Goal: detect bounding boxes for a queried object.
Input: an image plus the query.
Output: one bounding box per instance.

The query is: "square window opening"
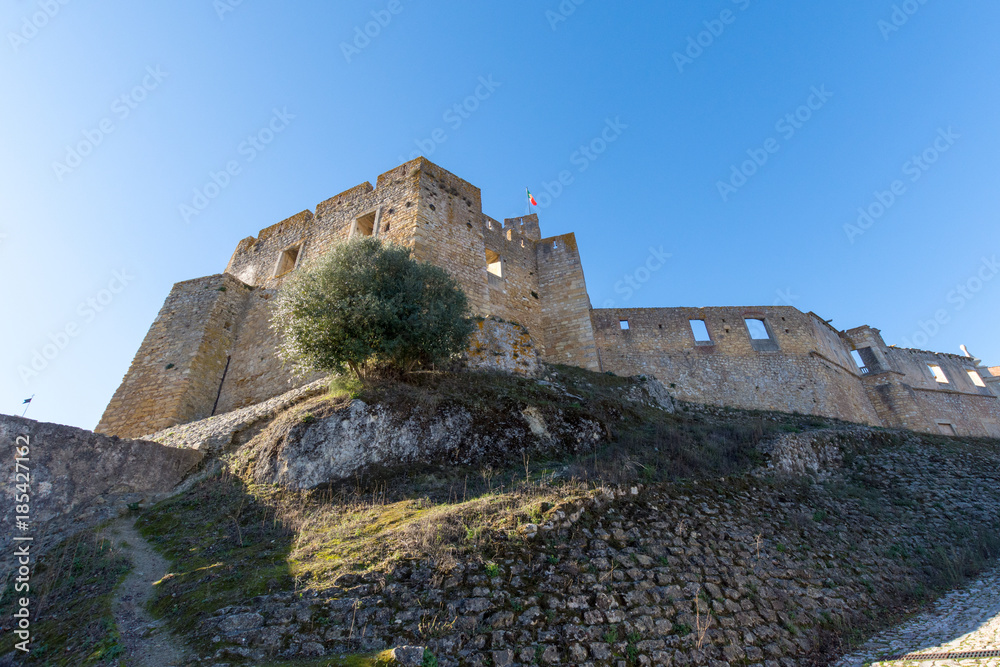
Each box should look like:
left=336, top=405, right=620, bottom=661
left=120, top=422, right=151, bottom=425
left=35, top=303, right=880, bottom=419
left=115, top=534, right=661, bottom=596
left=619, top=320, right=630, bottom=330
left=927, top=364, right=949, bottom=384
left=274, top=245, right=300, bottom=277
left=967, top=370, right=987, bottom=388
left=689, top=319, right=712, bottom=344
left=745, top=318, right=771, bottom=340
left=354, top=211, right=376, bottom=237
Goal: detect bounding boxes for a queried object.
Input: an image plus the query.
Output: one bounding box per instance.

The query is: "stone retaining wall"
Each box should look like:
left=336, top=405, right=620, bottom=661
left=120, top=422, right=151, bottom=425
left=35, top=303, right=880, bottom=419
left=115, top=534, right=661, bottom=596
left=195, top=430, right=1000, bottom=666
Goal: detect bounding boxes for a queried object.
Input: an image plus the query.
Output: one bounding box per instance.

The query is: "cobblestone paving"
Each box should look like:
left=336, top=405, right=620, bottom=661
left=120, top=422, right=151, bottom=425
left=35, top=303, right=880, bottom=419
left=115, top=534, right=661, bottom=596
left=834, top=562, right=1000, bottom=666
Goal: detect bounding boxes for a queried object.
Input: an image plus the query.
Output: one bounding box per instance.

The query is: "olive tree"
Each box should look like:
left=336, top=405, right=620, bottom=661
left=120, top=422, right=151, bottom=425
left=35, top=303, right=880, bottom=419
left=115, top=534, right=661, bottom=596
left=272, top=237, right=474, bottom=379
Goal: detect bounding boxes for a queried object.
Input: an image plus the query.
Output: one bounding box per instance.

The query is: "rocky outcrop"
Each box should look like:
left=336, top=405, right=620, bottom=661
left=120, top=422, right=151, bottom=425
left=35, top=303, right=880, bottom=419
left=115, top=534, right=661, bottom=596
left=0, top=415, right=203, bottom=582
left=234, top=396, right=605, bottom=489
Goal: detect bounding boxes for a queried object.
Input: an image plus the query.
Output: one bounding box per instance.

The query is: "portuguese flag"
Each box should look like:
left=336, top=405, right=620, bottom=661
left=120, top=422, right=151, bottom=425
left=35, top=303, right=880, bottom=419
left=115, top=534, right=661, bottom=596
left=526, top=188, right=538, bottom=206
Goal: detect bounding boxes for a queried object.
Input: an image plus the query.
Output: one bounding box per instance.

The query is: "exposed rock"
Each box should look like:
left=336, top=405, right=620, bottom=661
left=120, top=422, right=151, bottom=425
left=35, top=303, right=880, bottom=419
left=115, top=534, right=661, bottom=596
left=389, top=645, right=427, bottom=665
left=626, top=375, right=676, bottom=413
left=236, top=396, right=604, bottom=489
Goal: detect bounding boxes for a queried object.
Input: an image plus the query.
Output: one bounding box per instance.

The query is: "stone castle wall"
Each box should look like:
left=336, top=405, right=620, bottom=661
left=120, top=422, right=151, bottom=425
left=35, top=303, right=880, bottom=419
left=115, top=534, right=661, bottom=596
left=100, top=159, right=601, bottom=436
left=537, top=234, right=600, bottom=370
left=99, top=158, right=999, bottom=442
left=97, top=273, right=254, bottom=439
left=591, top=306, right=882, bottom=425
left=842, top=327, right=1000, bottom=437
left=481, top=215, right=545, bottom=355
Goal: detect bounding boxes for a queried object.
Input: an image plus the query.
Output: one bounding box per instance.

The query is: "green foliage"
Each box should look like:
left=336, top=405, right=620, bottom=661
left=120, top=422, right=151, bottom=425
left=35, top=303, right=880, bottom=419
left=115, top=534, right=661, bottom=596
left=626, top=631, right=641, bottom=662
left=272, top=237, right=474, bottom=379
left=484, top=561, right=500, bottom=577
left=422, top=648, right=439, bottom=667
left=329, top=374, right=364, bottom=399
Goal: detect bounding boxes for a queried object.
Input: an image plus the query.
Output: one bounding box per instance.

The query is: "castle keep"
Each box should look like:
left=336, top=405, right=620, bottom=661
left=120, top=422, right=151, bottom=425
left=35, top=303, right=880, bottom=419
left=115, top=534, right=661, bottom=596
left=97, top=158, right=1000, bottom=440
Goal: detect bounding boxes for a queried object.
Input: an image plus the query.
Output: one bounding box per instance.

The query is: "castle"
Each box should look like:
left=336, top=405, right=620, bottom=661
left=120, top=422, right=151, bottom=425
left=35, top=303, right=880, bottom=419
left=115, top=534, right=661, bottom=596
left=97, top=158, right=1000, bottom=440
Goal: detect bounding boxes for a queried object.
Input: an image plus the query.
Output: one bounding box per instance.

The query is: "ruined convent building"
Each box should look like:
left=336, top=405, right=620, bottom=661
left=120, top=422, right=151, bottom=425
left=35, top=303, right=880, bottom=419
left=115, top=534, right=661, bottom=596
left=97, top=158, right=1000, bottom=440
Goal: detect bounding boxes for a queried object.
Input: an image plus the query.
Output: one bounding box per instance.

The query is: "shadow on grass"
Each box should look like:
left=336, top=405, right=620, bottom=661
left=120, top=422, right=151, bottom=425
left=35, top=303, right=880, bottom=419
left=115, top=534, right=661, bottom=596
left=0, top=527, right=130, bottom=665
left=136, top=469, right=298, bottom=658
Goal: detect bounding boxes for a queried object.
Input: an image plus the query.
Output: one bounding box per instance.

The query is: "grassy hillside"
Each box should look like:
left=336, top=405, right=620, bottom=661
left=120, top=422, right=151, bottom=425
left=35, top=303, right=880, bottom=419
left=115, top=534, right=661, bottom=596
left=3, top=366, right=1000, bottom=666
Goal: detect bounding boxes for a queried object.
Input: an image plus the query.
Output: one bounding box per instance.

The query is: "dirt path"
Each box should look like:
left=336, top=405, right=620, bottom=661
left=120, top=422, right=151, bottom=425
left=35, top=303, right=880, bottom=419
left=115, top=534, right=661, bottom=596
left=107, top=517, right=194, bottom=667
left=833, top=561, right=1000, bottom=666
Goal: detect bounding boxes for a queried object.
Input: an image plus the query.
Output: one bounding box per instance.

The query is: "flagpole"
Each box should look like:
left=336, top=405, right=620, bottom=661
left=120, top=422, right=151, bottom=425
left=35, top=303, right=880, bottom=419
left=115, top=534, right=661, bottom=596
left=21, top=395, right=34, bottom=418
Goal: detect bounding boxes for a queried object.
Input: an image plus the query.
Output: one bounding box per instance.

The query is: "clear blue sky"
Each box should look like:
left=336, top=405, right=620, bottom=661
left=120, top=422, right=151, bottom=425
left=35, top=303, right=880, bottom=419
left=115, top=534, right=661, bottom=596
left=4, top=1, right=999, bottom=430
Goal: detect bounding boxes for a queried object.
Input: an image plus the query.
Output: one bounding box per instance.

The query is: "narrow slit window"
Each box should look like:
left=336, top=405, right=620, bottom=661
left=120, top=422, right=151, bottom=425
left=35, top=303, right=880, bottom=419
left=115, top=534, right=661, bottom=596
left=619, top=320, right=630, bottom=330
left=927, top=364, right=949, bottom=384
left=689, top=319, right=711, bottom=343
left=968, top=370, right=987, bottom=388
left=485, top=249, right=503, bottom=278
left=274, top=245, right=300, bottom=276
left=745, top=318, right=771, bottom=340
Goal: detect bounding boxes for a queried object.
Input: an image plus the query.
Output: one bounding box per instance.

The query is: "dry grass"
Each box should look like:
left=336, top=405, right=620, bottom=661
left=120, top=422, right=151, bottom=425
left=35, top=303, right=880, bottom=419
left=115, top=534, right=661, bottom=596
left=249, top=472, right=595, bottom=586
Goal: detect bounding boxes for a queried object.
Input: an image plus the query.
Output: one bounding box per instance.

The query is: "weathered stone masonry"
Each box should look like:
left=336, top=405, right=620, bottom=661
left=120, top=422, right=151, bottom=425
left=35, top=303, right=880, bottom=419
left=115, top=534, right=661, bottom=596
left=98, top=158, right=1000, bottom=440
left=98, top=159, right=599, bottom=439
